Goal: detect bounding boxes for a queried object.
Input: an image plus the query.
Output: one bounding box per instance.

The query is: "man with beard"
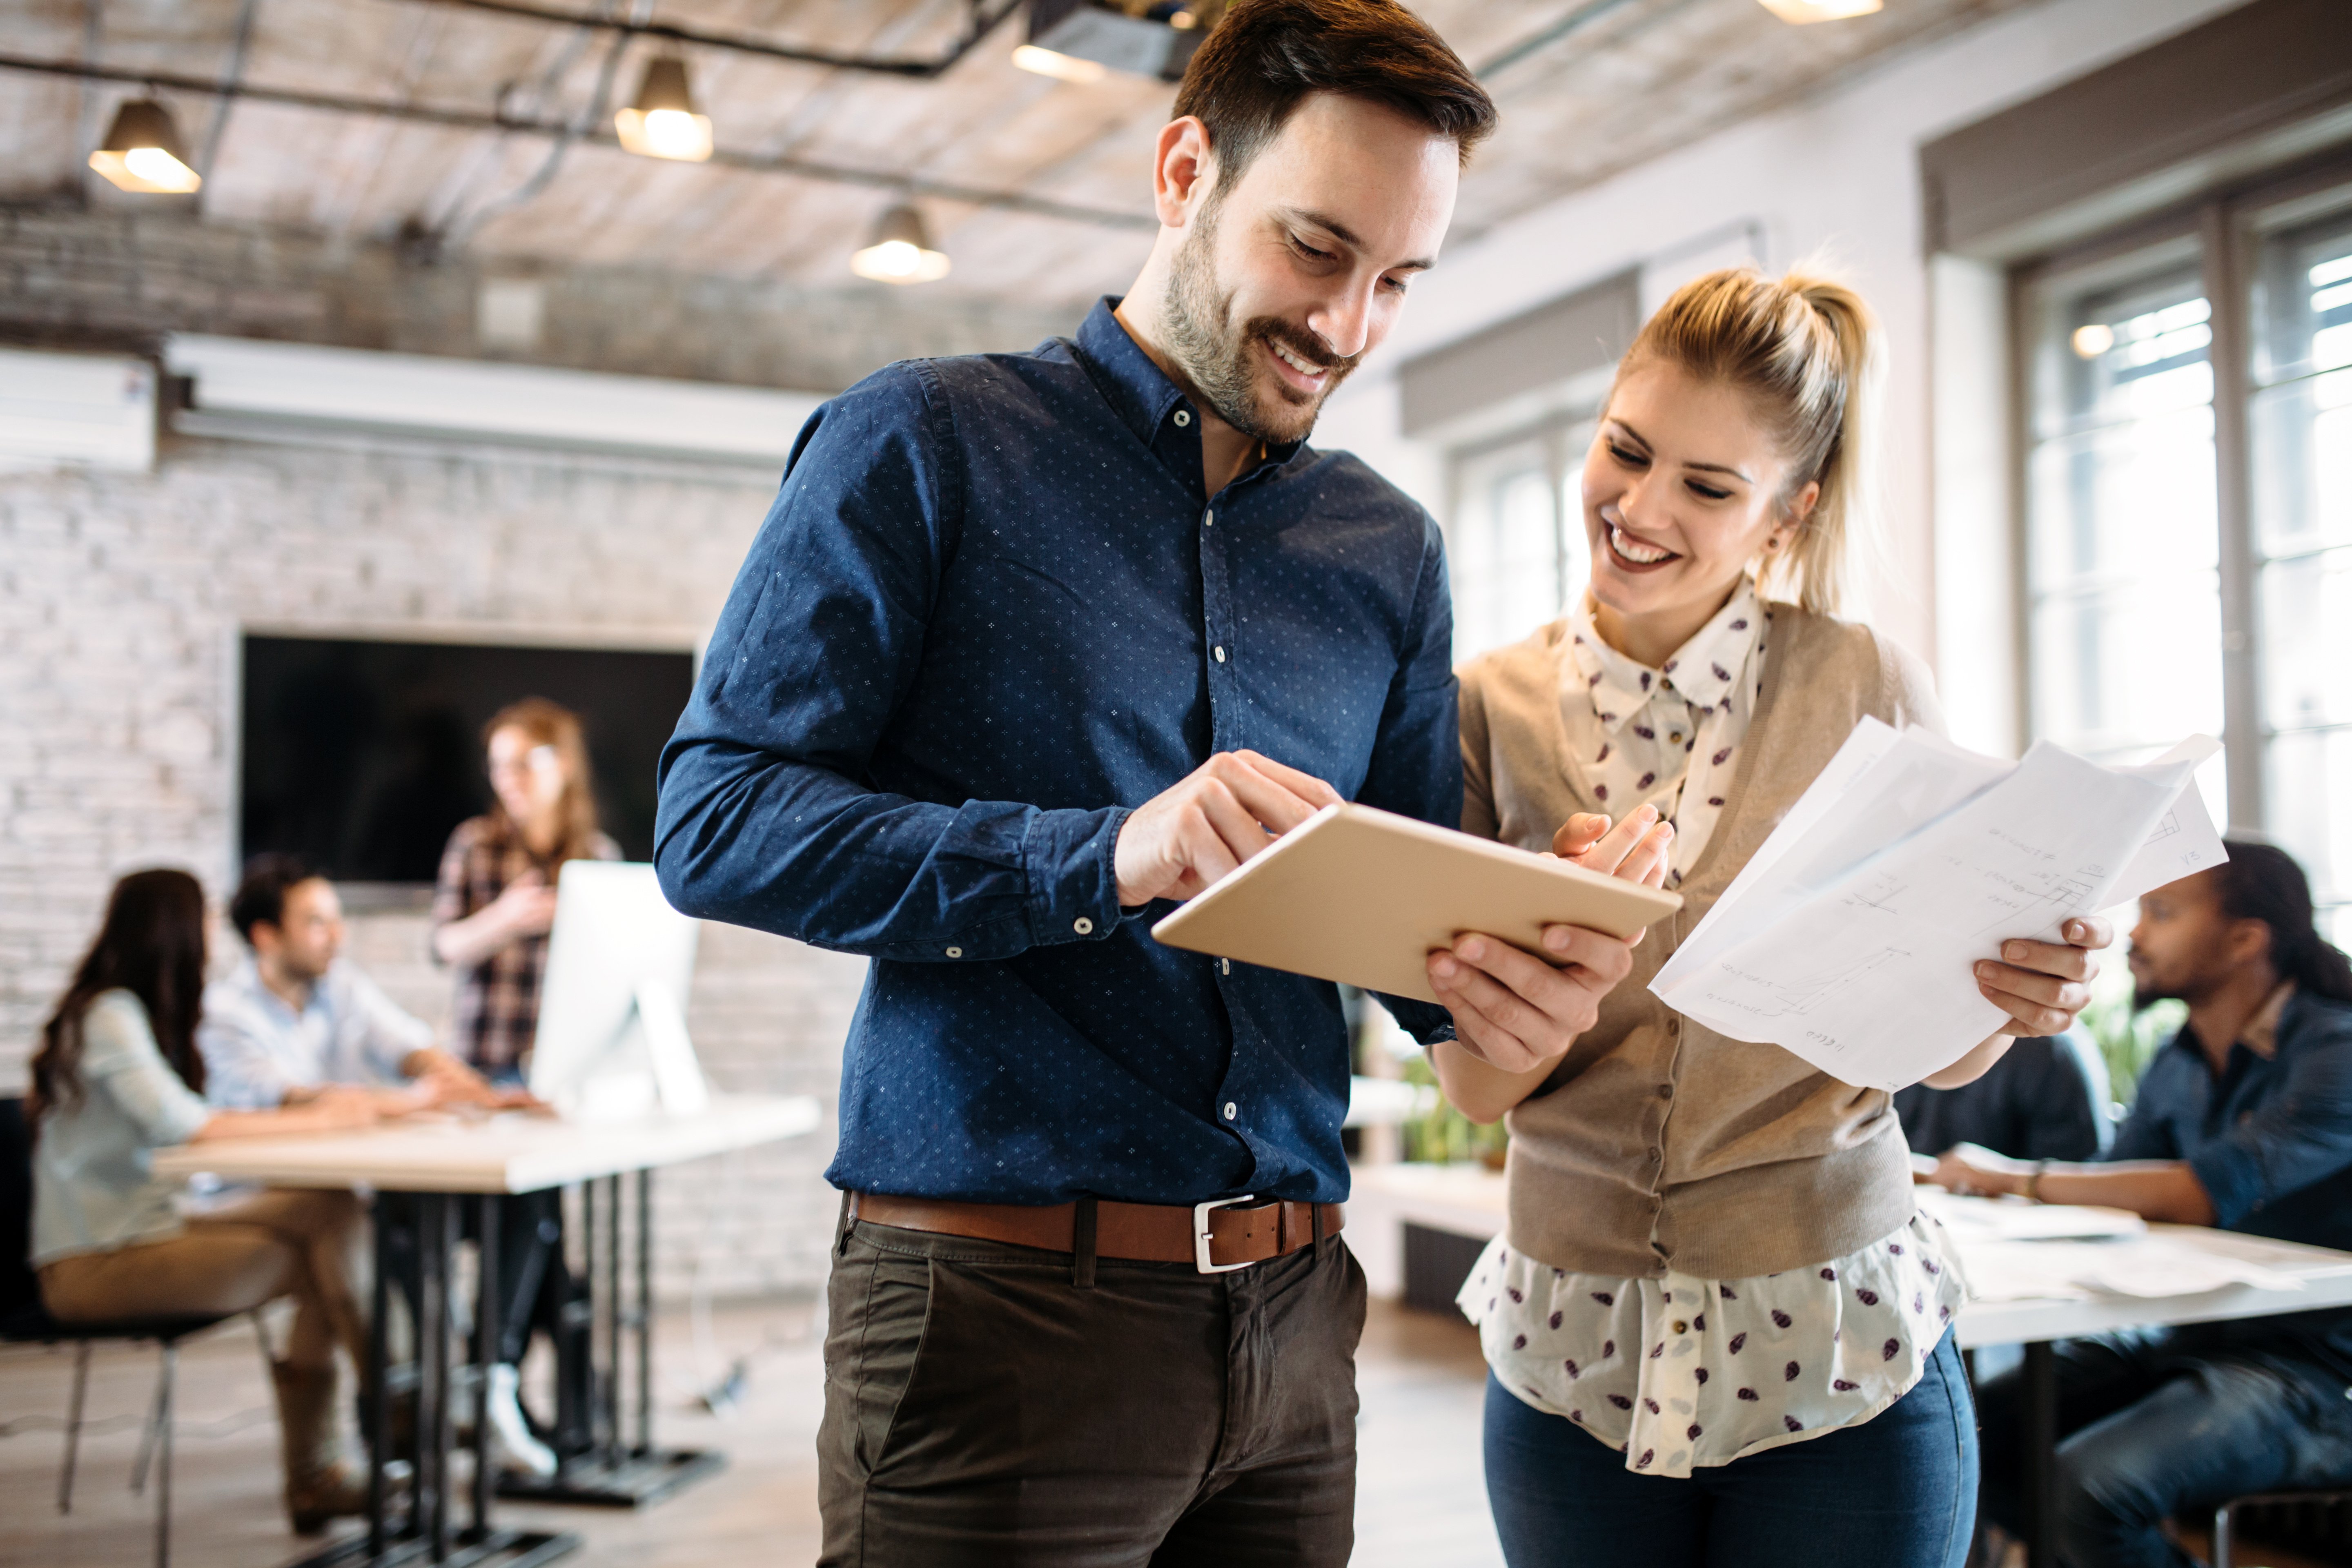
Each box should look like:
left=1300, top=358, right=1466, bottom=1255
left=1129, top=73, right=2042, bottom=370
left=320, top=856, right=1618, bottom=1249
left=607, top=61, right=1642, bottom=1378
left=1936, top=841, right=2352, bottom=1568
left=655, top=3, right=1517, bottom=1561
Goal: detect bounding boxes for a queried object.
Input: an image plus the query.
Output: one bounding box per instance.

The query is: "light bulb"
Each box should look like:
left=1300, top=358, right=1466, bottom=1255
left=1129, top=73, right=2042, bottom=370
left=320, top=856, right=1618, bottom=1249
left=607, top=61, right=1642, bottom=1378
left=1757, top=0, right=1882, bottom=20
left=2071, top=323, right=2116, bottom=359
left=1012, top=43, right=1108, bottom=83
left=615, top=105, right=713, bottom=162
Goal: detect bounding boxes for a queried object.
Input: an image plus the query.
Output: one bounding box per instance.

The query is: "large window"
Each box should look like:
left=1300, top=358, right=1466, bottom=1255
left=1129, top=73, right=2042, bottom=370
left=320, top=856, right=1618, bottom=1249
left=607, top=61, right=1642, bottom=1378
left=1447, top=414, right=1596, bottom=662
left=2020, top=165, right=2352, bottom=939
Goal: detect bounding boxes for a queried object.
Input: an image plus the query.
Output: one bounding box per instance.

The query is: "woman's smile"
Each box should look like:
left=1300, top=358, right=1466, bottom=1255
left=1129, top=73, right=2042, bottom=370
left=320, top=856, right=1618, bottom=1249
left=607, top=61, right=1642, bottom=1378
left=1603, top=518, right=1682, bottom=571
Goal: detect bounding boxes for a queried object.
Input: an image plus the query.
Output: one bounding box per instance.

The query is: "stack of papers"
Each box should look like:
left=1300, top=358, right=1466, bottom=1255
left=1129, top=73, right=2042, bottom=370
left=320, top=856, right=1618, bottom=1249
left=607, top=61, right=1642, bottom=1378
left=1919, top=1189, right=2147, bottom=1242
left=1652, top=720, right=2225, bottom=1089
left=1960, top=1236, right=2307, bottom=1302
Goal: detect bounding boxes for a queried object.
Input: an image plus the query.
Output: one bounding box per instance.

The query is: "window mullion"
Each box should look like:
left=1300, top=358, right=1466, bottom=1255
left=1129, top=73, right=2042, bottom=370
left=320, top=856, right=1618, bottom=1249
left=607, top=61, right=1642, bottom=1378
left=2201, top=200, right=2264, bottom=831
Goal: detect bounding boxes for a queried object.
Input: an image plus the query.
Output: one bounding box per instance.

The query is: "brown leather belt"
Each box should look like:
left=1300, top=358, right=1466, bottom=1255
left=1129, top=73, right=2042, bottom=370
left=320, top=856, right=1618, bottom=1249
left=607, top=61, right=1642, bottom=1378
left=849, top=1191, right=1343, bottom=1274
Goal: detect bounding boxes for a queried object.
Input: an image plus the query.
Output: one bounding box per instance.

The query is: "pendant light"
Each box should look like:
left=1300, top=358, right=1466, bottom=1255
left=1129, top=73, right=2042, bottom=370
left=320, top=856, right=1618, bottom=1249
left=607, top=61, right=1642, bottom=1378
left=615, top=55, right=713, bottom=162
left=1756, top=0, right=1882, bottom=20
left=851, top=203, right=951, bottom=285
left=88, top=98, right=202, bottom=194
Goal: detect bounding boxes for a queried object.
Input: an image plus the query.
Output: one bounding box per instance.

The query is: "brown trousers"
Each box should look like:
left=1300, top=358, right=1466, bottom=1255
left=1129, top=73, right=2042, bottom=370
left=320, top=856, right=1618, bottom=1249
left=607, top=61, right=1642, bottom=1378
left=817, top=1218, right=1366, bottom=1568
left=39, top=1187, right=371, bottom=1374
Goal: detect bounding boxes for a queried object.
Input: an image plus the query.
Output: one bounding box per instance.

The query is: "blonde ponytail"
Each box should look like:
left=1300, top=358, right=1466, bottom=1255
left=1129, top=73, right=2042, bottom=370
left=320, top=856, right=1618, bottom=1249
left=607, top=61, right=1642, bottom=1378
left=1613, top=266, right=1883, bottom=617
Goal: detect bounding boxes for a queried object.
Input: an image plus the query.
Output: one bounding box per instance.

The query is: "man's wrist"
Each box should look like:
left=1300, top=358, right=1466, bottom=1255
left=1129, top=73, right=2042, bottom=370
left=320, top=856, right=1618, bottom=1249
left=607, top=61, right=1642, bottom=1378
left=2022, top=1161, right=2049, bottom=1202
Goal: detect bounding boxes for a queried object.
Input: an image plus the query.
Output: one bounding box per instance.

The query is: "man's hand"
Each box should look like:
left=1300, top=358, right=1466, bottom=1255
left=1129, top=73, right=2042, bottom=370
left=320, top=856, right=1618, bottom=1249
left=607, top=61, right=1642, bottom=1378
left=403, top=1047, right=499, bottom=1108
left=1929, top=1141, right=2032, bottom=1198
left=1114, top=751, right=1342, bottom=906
left=1975, top=915, right=2111, bottom=1037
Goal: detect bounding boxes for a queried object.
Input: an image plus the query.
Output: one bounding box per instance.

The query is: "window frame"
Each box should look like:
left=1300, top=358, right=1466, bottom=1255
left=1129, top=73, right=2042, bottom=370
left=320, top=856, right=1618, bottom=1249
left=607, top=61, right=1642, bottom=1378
left=2009, top=145, right=2352, bottom=848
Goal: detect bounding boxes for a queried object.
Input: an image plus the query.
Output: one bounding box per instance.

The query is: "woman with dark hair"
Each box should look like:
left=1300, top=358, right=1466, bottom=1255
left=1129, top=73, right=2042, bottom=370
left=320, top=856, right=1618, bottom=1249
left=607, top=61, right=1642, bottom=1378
left=1940, top=840, right=2352, bottom=1566
left=426, top=697, right=618, bottom=1478
left=30, top=868, right=383, bottom=1534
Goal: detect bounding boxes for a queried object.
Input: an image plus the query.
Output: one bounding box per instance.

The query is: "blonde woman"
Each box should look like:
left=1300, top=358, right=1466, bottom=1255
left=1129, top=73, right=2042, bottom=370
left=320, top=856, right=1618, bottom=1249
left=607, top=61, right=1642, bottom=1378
left=1421, top=269, right=2108, bottom=1566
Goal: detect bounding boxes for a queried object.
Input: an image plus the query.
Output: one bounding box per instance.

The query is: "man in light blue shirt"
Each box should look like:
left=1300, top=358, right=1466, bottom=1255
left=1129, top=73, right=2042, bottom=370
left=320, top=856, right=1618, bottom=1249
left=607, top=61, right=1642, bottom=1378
left=200, top=855, right=490, bottom=1110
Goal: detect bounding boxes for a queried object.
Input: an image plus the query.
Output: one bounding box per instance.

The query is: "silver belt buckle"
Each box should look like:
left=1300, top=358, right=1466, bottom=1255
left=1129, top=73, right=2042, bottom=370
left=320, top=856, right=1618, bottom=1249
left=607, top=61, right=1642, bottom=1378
left=1193, top=1194, right=1257, bottom=1274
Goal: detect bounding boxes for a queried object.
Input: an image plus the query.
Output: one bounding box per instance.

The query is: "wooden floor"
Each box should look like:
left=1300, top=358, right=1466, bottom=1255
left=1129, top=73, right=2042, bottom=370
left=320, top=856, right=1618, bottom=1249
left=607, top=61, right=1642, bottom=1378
left=9, top=1294, right=2338, bottom=1568
left=0, top=1292, right=1501, bottom=1568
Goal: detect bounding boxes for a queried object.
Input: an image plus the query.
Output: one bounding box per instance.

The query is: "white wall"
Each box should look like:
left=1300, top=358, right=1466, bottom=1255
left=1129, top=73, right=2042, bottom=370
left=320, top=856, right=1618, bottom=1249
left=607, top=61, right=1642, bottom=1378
left=0, top=432, right=866, bottom=1299
left=1320, top=0, right=2252, bottom=742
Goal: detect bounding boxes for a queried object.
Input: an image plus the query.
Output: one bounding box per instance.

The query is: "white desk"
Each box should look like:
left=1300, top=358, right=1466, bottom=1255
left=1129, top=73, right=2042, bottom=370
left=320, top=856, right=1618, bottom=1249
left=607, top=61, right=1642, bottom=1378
left=156, top=1094, right=821, bottom=1568
left=151, top=1094, right=820, bottom=1194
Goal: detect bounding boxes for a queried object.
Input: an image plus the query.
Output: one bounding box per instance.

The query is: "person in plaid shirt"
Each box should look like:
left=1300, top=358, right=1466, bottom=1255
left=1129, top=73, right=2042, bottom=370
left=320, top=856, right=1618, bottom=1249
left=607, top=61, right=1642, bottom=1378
left=427, top=697, right=616, bottom=1476
left=431, top=698, right=619, bottom=1077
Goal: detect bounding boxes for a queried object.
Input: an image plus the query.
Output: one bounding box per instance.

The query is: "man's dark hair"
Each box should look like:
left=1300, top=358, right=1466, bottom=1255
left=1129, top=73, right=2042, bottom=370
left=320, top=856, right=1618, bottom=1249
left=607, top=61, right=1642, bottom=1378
left=2216, top=837, right=2352, bottom=1004
left=1173, top=0, right=1497, bottom=193
left=230, top=852, right=321, bottom=944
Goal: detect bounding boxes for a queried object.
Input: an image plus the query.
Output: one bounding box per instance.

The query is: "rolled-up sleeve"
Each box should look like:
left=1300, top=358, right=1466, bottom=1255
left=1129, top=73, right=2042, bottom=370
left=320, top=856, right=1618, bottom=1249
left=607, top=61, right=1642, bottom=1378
left=1353, top=518, right=1462, bottom=1045
left=655, top=363, right=1129, bottom=962
left=2185, top=1016, right=2352, bottom=1225
left=346, top=967, right=434, bottom=1081
left=196, top=1002, right=292, bottom=1110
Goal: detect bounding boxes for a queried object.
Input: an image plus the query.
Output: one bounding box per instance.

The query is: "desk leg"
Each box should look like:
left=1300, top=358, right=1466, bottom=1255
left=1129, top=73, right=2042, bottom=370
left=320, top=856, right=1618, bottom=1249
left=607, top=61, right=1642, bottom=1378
left=634, top=1171, right=652, bottom=1459
left=2023, top=1340, right=2059, bottom=1568
left=367, top=1194, right=391, bottom=1561
left=472, top=1195, right=499, bottom=1539
left=424, top=1193, right=452, bottom=1562
left=602, top=1175, right=621, bottom=1462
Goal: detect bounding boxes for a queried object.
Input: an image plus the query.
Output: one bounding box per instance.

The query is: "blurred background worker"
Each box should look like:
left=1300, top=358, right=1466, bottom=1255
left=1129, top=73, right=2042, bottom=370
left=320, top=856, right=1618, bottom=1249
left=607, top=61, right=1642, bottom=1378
left=201, top=853, right=495, bottom=1112
left=1945, top=842, right=2352, bottom=1568
left=29, top=869, right=384, bottom=1534
left=429, top=698, right=619, bottom=1477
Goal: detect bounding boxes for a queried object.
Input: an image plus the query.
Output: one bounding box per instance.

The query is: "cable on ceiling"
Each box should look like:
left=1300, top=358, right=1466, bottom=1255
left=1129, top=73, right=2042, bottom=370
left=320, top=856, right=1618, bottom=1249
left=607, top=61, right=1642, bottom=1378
left=394, top=0, right=1027, bottom=78
left=0, top=52, right=1158, bottom=230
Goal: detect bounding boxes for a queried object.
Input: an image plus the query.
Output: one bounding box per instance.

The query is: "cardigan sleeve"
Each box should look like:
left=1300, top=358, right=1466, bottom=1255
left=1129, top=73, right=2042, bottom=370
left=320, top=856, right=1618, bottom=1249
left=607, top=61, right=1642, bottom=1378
left=1457, top=657, right=1501, bottom=843
left=1873, top=630, right=1949, bottom=740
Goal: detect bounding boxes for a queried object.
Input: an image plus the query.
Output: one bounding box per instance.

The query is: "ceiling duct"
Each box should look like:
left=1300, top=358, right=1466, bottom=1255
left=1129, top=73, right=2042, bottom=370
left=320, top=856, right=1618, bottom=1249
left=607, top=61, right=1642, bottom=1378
left=1020, top=1, right=1220, bottom=83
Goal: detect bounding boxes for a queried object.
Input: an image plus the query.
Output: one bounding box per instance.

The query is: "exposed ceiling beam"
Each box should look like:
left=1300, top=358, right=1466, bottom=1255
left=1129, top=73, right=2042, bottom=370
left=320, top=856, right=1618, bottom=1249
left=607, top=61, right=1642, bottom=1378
left=0, top=52, right=1158, bottom=230
left=394, top=0, right=1027, bottom=78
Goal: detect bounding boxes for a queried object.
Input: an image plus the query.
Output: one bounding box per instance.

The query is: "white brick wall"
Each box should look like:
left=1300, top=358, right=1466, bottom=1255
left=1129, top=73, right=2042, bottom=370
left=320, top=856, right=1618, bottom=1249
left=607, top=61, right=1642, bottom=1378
left=0, top=431, right=869, bottom=1298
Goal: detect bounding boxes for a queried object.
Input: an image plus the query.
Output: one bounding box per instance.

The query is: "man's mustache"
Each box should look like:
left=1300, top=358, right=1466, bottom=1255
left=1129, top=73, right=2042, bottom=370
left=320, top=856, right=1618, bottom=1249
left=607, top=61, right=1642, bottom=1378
left=1250, top=317, right=1358, bottom=377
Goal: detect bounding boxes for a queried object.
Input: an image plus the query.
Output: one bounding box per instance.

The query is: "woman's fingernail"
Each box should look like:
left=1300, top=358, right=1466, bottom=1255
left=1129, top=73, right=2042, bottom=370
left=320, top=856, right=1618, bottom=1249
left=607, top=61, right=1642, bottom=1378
left=1461, top=938, right=1484, bottom=961
left=1431, top=956, right=1455, bottom=979
left=2005, top=942, right=2025, bottom=961
left=1976, top=962, right=1995, bottom=978
left=1544, top=928, right=1571, bottom=951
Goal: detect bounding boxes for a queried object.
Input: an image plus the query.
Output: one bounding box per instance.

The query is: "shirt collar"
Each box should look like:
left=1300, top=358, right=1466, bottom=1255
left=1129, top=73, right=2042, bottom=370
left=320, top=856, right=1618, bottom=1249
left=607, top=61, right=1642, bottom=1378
left=1564, top=579, right=1766, bottom=734
left=1072, top=297, right=1305, bottom=480
left=227, top=951, right=323, bottom=1022
left=2239, top=980, right=2297, bottom=1060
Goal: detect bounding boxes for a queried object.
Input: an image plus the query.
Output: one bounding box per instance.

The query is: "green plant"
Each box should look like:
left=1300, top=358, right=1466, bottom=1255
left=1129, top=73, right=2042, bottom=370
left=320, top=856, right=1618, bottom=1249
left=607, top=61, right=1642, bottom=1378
left=1399, top=1051, right=1509, bottom=1167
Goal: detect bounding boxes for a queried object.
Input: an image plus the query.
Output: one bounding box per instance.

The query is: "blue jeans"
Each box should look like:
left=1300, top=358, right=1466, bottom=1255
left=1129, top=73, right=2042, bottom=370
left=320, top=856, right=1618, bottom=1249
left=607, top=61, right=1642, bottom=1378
left=1975, top=1328, right=2352, bottom=1568
left=1482, top=1330, right=1977, bottom=1567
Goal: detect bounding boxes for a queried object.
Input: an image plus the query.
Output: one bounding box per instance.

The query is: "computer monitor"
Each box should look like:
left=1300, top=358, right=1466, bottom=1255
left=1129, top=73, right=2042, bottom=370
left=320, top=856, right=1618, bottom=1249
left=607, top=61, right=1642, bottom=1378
left=528, top=861, right=708, bottom=1119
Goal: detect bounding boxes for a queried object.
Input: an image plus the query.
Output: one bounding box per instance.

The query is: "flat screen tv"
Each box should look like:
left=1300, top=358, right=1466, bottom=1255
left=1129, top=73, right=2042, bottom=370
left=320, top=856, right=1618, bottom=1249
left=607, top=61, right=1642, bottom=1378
left=239, top=634, right=696, bottom=884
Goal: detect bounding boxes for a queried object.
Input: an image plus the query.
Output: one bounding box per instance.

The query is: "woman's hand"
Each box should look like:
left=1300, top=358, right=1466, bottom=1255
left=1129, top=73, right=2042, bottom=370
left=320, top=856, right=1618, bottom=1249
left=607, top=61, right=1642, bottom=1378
left=1929, top=1142, right=2031, bottom=1198
left=1428, top=807, right=1675, bottom=1073
left=488, top=876, right=559, bottom=940
left=1551, top=805, right=1676, bottom=892
left=1974, top=915, right=2111, bottom=1037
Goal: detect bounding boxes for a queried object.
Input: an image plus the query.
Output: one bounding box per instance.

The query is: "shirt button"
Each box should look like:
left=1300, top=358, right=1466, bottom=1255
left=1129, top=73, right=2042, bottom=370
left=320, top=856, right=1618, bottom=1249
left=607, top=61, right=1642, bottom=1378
left=1214, top=646, right=1227, bottom=663
left=1220, top=958, right=1231, bottom=975
left=1204, top=508, right=1215, bottom=527
left=1223, top=1102, right=1238, bottom=1120
left=1073, top=917, right=1094, bottom=935
left=945, top=946, right=963, bottom=958
left=1174, top=409, right=1192, bottom=427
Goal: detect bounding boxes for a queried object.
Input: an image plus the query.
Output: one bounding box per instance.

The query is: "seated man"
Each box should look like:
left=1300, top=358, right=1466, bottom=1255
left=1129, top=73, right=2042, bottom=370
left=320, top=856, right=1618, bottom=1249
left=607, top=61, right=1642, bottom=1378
left=200, top=854, right=489, bottom=1111
left=1937, top=841, right=2352, bottom=1568
left=1893, top=1029, right=2110, bottom=1163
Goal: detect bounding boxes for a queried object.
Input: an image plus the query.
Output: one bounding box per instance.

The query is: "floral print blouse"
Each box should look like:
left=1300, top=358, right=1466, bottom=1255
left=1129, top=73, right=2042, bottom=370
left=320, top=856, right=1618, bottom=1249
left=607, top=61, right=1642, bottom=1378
left=1467, top=576, right=1967, bottom=1474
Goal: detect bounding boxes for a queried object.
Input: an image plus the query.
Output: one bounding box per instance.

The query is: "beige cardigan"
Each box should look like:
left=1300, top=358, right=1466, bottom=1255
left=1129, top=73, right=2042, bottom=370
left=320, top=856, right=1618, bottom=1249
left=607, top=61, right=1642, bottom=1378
left=1459, top=604, right=1944, bottom=1280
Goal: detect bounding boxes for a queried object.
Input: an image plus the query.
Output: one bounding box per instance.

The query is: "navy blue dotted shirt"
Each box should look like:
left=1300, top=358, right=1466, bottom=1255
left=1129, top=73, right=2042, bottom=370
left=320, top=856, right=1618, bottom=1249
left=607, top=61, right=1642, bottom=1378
left=656, top=298, right=1461, bottom=1207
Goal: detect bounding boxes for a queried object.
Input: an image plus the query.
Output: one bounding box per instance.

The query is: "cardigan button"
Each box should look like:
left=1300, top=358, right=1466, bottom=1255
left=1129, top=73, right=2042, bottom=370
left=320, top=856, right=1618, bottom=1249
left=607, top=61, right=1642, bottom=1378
left=1648, top=1147, right=1662, bottom=1163
left=1656, top=1084, right=1673, bottom=1099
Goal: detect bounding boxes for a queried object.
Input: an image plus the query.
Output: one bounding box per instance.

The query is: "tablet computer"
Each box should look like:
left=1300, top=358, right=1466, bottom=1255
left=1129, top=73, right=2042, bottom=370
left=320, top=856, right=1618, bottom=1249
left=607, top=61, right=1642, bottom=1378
left=1149, top=802, right=1683, bottom=1004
